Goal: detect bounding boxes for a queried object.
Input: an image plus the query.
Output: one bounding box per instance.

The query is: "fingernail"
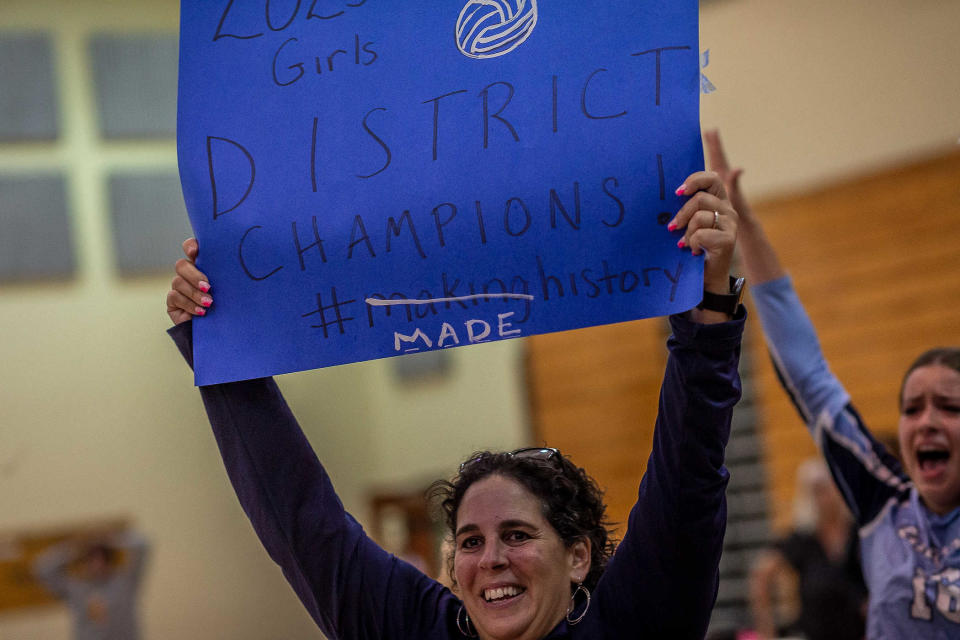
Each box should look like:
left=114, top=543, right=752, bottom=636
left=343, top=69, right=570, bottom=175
left=667, top=221, right=678, bottom=232
left=677, top=239, right=686, bottom=249
left=195, top=307, right=206, bottom=316
left=199, top=281, right=210, bottom=293
left=201, top=296, right=213, bottom=307
left=675, top=185, right=686, bottom=196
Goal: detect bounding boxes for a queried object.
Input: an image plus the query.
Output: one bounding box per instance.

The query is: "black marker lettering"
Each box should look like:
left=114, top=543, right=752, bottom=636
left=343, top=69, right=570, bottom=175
left=361, top=41, right=378, bottom=65
left=549, top=182, right=581, bottom=230
left=422, top=90, right=467, bottom=161
left=431, top=203, right=457, bottom=247
left=347, top=214, right=376, bottom=258
left=480, top=81, right=519, bottom=149
left=662, top=260, right=684, bottom=302
left=266, top=0, right=301, bottom=31
left=441, top=273, right=469, bottom=310
left=631, top=46, right=692, bottom=106
left=207, top=136, right=256, bottom=220
left=310, top=117, right=319, bottom=192
left=657, top=153, right=666, bottom=200
left=474, top=200, right=488, bottom=245
left=567, top=273, right=579, bottom=296
left=365, top=292, right=385, bottom=327
left=581, top=269, right=600, bottom=298
left=597, top=260, right=619, bottom=294
left=642, top=267, right=661, bottom=286
left=238, top=226, right=283, bottom=280
left=301, top=287, right=356, bottom=337
left=510, top=276, right=531, bottom=322
left=326, top=48, right=347, bottom=71
left=272, top=38, right=305, bottom=86
left=620, top=270, right=639, bottom=292
left=537, top=256, right=564, bottom=300
left=414, top=289, right=437, bottom=319
left=385, top=211, right=427, bottom=259
left=356, top=107, right=392, bottom=179
left=292, top=217, right=328, bottom=270
left=552, top=75, right=559, bottom=133
left=503, top=197, right=531, bottom=237
left=307, top=0, right=344, bottom=19
left=601, top=177, right=625, bottom=227
left=580, top=68, right=627, bottom=119
left=214, top=0, right=264, bottom=41
left=483, top=278, right=507, bottom=302
left=656, top=153, right=671, bottom=225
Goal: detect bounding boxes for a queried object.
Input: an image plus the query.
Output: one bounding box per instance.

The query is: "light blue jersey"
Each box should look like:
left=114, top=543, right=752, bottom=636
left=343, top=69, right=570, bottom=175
left=752, top=276, right=960, bottom=639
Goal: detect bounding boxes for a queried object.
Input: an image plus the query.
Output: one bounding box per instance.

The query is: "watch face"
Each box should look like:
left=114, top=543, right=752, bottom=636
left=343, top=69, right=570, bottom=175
left=732, top=276, right=745, bottom=301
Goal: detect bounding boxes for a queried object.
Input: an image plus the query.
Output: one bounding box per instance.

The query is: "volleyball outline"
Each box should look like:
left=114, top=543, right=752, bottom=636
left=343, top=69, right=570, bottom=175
left=455, top=0, right=539, bottom=60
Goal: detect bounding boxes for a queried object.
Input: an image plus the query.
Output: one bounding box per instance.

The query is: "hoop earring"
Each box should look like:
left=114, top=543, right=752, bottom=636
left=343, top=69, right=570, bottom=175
left=566, top=583, right=591, bottom=625
left=456, top=605, right=478, bottom=637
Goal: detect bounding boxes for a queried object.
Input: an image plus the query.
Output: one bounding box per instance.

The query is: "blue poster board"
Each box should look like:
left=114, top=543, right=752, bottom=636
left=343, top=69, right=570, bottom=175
left=177, top=0, right=704, bottom=385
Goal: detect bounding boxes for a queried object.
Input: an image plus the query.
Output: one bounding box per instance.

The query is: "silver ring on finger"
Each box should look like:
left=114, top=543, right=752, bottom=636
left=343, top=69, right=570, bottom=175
left=712, top=211, right=720, bottom=229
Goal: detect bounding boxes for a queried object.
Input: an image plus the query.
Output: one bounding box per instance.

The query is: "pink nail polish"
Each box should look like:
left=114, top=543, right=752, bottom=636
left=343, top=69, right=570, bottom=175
left=667, top=222, right=678, bottom=232
left=201, top=296, right=212, bottom=307
left=677, top=239, right=686, bottom=249
left=199, top=281, right=210, bottom=293
left=195, top=307, right=206, bottom=316
left=675, top=185, right=686, bottom=196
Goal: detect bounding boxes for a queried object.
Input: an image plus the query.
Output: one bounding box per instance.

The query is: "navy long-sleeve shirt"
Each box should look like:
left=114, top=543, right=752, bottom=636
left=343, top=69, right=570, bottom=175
left=169, top=309, right=743, bottom=639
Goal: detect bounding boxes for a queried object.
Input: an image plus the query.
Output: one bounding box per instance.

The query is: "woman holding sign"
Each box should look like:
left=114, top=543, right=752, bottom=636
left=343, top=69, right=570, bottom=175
left=706, top=130, right=960, bottom=638
left=165, top=171, right=744, bottom=639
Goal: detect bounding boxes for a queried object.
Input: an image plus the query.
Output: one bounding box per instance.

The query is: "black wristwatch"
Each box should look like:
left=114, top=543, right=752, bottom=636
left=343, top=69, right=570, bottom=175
left=697, top=276, right=745, bottom=315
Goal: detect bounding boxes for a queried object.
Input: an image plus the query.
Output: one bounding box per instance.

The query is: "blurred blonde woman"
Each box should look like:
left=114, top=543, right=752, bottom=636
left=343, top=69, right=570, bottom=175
left=749, top=458, right=866, bottom=640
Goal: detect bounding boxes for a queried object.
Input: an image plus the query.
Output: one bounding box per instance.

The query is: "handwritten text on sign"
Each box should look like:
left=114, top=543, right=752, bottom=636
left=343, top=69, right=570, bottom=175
left=177, top=0, right=704, bottom=385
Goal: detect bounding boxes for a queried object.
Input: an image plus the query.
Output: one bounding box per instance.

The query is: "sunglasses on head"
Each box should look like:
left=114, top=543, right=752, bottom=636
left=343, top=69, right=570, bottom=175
left=459, top=447, right=560, bottom=472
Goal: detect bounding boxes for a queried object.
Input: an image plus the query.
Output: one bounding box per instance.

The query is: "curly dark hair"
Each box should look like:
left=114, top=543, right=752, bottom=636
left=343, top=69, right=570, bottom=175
left=900, top=347, right=960, bottom=408
left=429, top=449, right=618, bottom=591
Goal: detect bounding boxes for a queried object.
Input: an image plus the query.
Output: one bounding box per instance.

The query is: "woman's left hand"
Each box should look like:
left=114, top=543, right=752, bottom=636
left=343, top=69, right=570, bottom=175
left=667, top=171, right=739, bottom=307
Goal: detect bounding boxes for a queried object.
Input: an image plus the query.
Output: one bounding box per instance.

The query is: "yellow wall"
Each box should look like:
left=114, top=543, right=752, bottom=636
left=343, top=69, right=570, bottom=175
left=699, top=0, right=960, bottom=197
left=1, top=1, right=959, bottom=638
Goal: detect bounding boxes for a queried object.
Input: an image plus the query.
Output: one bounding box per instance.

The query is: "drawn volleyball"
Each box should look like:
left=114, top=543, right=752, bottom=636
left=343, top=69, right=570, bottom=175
left=456, top=0, right=538, bottom=59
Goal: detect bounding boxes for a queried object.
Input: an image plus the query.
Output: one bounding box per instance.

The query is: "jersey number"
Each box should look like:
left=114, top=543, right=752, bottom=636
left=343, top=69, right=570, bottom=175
left=912, top=568, right=960, bottom=623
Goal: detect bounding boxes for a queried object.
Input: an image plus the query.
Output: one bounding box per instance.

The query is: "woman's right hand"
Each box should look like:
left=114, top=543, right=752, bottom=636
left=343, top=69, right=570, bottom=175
left=166, top=237, right=213, bottom=325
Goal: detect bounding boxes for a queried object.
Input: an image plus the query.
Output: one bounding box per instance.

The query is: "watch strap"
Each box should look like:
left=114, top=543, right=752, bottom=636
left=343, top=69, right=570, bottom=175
left=697, top=276, right=745, bottom=315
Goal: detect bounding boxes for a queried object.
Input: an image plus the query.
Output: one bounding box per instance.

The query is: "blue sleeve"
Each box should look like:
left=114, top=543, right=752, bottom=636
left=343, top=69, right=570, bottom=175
left=168, top=322, right=454, bottom=640
left=751, top=276, right=909, bottom=526
left=592, top=309, right=744, bottom=639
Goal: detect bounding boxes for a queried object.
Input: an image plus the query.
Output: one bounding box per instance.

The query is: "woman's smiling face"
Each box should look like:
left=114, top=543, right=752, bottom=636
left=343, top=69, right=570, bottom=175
left=899, top=364, right=960, bottom=515
left=453, top=474, right=590, bottom=640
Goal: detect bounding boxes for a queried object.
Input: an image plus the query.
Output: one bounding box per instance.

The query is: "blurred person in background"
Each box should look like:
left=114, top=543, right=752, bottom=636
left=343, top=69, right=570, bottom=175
left=33, top=528, right=149, bottom=640
left=749, top=458, right=866, bottom=640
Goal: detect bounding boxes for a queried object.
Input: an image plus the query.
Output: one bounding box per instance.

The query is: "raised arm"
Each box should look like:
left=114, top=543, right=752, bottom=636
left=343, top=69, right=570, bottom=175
left=166, top=242, right=452, bottom=639
left=704, top=131, right=907, bottom=525
left=32, top=540, right=75, bottom=598
left=704, top=129, right=785, bottom=285
left=589, top=172, right=744, bottom=637
left=111, top=530, right=150, bottom=591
